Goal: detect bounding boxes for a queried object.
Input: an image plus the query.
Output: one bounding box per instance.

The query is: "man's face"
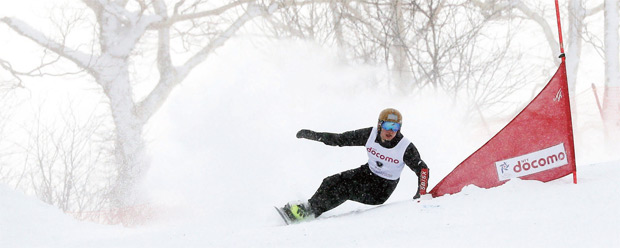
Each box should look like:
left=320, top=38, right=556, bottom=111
left=380, top=128, right=397, bottom=141
left=379, top=121, right=400, bottom=141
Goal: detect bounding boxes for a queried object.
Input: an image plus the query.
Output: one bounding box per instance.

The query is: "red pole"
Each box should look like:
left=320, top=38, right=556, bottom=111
left=591, top=83, right=605, bottom=120
left=554, top=0, right=576, bottom=183
left=554, top=0, right=566, bottom=62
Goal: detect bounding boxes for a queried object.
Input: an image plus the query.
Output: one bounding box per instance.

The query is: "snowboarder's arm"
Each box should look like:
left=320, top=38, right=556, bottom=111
left=296, top=127, right=372, bottom=147
left=404, top=144, right=429, bottom=199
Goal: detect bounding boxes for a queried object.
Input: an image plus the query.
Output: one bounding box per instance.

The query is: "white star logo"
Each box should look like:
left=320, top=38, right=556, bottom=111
left=553, top=89, right=563, bottom=102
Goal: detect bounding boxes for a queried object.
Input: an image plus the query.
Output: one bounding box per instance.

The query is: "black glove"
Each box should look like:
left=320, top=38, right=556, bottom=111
left=296, top=129, right=318, bottom=140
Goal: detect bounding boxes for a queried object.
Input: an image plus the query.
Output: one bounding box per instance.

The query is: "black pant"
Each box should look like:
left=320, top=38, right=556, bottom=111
left=308, top=164, right=399, bottom=217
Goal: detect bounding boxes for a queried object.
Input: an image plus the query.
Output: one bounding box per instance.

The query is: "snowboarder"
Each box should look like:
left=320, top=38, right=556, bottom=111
left=279, top=108, right=430, bottom=223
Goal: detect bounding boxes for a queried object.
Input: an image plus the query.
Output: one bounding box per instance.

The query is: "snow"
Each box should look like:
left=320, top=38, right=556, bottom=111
left=1, top=39, right=620, bottom=247
left=2, top=162, right=619, bottom=247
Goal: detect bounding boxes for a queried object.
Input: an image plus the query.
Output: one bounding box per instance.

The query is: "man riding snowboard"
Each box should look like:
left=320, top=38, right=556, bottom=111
left=280, top=108, right=430, bottom=223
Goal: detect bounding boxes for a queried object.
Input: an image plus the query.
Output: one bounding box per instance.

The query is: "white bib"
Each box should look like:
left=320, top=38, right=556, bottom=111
left=365, top=126, right=410, bottom=180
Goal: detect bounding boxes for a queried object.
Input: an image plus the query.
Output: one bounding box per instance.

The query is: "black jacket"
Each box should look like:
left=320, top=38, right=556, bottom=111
left=309, top=127, right=428, bottom=175
left=298, top=127, right=429, bottom=197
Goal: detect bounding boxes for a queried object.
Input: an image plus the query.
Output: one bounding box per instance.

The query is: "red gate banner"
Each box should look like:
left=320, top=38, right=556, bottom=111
left=429, top=62, right=577, bottom=197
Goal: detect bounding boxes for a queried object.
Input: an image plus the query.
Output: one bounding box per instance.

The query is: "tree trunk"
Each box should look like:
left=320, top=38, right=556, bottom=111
left=603, top=0, right=620, bottom=147
left=567, top=0, right=585, bottom=117
left=95, top=54, right=147, bottom=213
left=389, top=0, right=411, bottom=88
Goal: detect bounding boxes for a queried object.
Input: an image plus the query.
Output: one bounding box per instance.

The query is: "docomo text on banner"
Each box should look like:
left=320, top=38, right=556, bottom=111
left=495, top=143, right=568, bottom=181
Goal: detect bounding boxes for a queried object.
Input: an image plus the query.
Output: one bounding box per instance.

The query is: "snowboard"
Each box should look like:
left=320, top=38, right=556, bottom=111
left=275, top=195, right=436, bottom=225
left=274, top=206, right=293, bottom=225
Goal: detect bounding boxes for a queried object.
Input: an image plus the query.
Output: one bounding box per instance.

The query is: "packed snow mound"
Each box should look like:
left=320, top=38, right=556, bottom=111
left=0, top=184, right=96, bottom=247
left=0, top=184, right=75, bottom=227
left=2, top=161, right=619, bottom=247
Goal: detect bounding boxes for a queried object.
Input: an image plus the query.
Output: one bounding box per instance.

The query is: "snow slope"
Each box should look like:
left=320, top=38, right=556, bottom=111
left=2, top=161, right=619, bottom=247
left=2, top=40, right=619, bottom=247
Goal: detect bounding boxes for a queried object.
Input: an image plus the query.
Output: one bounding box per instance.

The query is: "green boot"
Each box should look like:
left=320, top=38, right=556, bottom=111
left=284, top=201, right=315, bottom=222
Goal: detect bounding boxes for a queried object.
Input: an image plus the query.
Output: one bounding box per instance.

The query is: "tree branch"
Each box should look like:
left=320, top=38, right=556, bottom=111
left=1, top=17, right=97, bottom=73
left=149, top=0, right=353, bottom=29
left=511, top=0, right=560, bottom=62
left=133, top=0, right=175, bottom=123
left=81, top=0, right=105, bottom=21
left=151, top=0, right=256, bottom=29
left=136, top=2, right=272, bottom=122
left=176, top=3, right=265, bottom=80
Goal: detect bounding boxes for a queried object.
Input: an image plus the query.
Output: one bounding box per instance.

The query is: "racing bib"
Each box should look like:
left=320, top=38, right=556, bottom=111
left=365, top=126, right=410, bottom=180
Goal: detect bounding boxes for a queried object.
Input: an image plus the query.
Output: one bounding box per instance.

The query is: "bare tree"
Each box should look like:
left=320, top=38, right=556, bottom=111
left=0, top=87, right=22, bottom=185
left=0, top=98, right=12, bottom=183
left=476, top=0, right=620, bottom=144
left=262, top=0, right=529, bottom=121
left=601, top=0, right=620, bottom=143
left=11, top=102, right=111, bottom=214
left=1, top=0, right=279, bottom=224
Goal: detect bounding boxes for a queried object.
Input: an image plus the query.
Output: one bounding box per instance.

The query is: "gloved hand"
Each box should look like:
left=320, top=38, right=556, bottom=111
left=414, top=168, right=429, bottom=200
left=296, top=129, right=318, bottom=140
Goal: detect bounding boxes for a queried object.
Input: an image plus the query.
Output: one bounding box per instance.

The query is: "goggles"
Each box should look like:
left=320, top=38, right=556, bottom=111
left=381, top=121, right=401, bottom=132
